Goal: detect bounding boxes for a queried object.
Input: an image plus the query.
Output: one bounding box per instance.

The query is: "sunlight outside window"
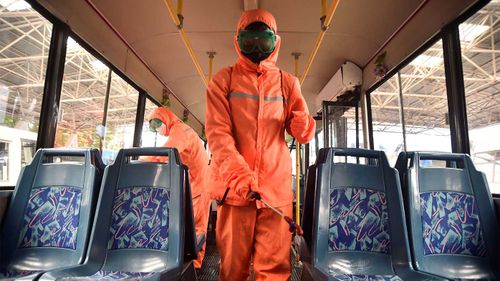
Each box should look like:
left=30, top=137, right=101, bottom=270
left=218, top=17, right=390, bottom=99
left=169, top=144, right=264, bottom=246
left=409, top=55, right=442, bottom=68
left=0, top=1, right=51, bottom=186
left=460, top=1, right=500, bottom=193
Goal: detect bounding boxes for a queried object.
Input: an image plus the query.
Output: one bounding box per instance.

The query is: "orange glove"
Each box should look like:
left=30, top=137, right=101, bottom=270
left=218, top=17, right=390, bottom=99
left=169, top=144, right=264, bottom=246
left=226, top=171, right=256, bottom=199
left=290, top=111, right=310, bottom=132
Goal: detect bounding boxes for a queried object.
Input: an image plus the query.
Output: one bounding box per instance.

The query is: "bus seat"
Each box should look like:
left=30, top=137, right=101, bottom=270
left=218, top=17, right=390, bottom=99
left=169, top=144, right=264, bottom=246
left=0, top=190, right=12, bottom=230
left=300, top=148, right=443, bottom=281
left=0, top=149, right=103, bottom=280
left=39, top=147, right=197, bottom=281
left=395, top=152, right=499, bottom=280
left=297, top=163, right=318, bottom=261
left=195, top=234, right=205, bottom=255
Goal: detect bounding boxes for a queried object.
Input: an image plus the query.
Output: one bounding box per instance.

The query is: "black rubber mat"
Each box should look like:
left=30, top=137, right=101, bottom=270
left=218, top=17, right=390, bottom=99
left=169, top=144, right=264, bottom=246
left=290, top=247, right=304, bottom=281
left=197, top=245, right=220, bottom=281
left=197, top=245, right=303, bottom=281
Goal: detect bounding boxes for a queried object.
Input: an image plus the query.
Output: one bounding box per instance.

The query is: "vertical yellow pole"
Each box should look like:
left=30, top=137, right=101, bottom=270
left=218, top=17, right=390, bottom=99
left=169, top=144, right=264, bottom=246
left=176, top=0, right=183, bottom=16
left=321, top=0, right=327, bottom=19
left=292, top=53, right=301, bottom=227
left=207, top=52, right=216, bottom=81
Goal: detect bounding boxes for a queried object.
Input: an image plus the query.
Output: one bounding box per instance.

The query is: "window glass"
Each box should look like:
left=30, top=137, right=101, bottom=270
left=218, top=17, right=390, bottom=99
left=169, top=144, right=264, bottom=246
left=357, top=106, right=364, bottom=149
left=0, top=2, right=51, bottom=186
left=21, top=139, right=35, bottom=166
left=345, top=106, right=361, bottom=148
left=370, top=40, right=453, bottom=165
left=323, top=104, right=359, bottom=148
left=308, top=132, right=317, bottom=166
left=102, top=73, right=138, bottom=164
left=0, top=141, right=8, bottom=182
left=55, top=37, right=108, bottom=149
left=370, top=76, right=404, bottom=165
left=140, top=98, right=167, bottom=147
left=460, top=1, right=500, bottom=193
left=399, top=39, right=452, bottom=153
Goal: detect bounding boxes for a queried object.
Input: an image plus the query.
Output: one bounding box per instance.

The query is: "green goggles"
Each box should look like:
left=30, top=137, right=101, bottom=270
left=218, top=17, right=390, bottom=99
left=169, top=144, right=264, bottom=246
left=237, top=29, right=276, bottom=54
left=149, top=118, right=163, bottom=132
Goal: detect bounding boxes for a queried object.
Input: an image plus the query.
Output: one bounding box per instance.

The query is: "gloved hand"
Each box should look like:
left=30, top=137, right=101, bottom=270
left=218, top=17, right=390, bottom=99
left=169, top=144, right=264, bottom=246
left=232, top=173, right=256, bottom=199
left=289, top=111, right=310, bottom=132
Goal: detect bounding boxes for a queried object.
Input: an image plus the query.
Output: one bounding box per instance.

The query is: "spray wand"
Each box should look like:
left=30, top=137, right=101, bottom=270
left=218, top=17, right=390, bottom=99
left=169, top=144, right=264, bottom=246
left=250, top=192, right=303, bottom=235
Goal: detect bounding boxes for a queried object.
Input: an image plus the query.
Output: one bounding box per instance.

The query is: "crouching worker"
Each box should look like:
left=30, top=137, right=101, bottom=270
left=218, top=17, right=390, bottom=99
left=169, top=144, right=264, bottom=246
left=205, top=9, right=316, bottom=281
left=145, top=107, right=211, bottom=269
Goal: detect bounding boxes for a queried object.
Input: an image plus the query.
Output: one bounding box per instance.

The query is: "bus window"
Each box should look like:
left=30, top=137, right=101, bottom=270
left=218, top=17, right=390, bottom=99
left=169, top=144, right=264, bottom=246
left=400, top=39, right=452, bottom=153
left=308, top=132, right=317, bottom=166
left=460, top=1, right=500, bottom=194
left=101, top=73, right=138, bottom=164
left=0, top=2, right=51, bottom=187
left=0, top=141, right=8, bottom=183
left=55, top=37, right=109, bottom=151
left=140, top=98, right=167, bottom=148
left=20, top=139, right=35, bottom=167
left=371, top=39, right=453, bottom=166
left=370, top=75, right=404, bottom=166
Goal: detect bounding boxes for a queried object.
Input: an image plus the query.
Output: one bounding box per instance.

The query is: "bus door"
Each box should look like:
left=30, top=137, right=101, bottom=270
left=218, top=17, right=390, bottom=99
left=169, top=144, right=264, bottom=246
left=321, top=97, right=360, bottom=149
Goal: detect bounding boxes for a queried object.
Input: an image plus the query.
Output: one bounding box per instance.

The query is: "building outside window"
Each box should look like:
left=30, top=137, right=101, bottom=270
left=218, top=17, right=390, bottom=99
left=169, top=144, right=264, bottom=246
left=55, top=37, right=108, bottom=150
left=0, top=1, right=51, bottom=186
left=460, top=1, right=500, bottom=193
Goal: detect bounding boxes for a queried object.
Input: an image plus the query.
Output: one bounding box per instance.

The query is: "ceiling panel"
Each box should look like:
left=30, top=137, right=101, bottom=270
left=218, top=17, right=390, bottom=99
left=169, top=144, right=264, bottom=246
left=34, top=0, right=481, bottom=131
left=182, top=0, right=243, bottom=31
left=89, top=0, right=178, bottom=43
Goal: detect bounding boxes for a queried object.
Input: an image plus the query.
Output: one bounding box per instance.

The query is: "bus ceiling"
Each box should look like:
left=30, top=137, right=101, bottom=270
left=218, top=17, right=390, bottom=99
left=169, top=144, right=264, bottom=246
left=32, top=0, right=480, bottom=131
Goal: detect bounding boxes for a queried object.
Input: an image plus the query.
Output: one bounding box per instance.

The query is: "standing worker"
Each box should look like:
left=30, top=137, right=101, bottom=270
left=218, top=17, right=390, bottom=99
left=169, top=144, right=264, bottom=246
left=145, top=107, right=211, bottom=269
left=205, top=9, right=315, bottom=280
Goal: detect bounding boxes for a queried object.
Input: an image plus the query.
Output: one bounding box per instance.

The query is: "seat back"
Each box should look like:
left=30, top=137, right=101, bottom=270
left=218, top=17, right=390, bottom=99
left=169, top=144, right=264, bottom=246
left=311, top=148, right=413, bottom=276
left=301, top=163, right=317, bottom=253
left=85, top=147, right=190, bottom=276
left=395, top=152, right=499, bottom=279
left=0, top=149, right=102, bottom=272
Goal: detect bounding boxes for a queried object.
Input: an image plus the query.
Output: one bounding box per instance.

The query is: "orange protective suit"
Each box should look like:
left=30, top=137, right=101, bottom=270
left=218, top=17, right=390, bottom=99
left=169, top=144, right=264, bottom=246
left=205, top=9, right=316, bottom=280
left=145, top=107, right=211, bottom=269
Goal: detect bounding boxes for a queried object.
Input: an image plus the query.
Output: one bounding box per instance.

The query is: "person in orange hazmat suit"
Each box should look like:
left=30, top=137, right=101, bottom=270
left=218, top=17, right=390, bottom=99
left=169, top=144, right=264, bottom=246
left=205, top=9, right=316, bottom=280
left=146, top=107, right=211, bottom=269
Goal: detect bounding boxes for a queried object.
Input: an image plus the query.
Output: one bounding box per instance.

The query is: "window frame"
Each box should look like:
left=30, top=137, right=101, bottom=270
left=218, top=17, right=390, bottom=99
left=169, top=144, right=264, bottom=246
left=366, top=0, right=490, bottom=153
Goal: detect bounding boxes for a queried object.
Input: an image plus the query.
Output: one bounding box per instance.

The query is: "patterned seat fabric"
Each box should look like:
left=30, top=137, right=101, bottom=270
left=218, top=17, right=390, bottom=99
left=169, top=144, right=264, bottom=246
left=329, top=187, right=391, bottom=254
left=420, top=191, right=486, bottom=256
left=108, top=187, right=170, bottom=251
left=332, top=275, right=403, bottom=281
left=0, top=269, right=38, bottom=278
left=19, top=186, right=82, bottom=249
left=59, top=271, right=157, bottom=280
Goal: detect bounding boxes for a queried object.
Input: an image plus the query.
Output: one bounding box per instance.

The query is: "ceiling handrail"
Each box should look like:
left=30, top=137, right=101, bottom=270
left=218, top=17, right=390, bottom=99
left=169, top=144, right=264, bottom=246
left=300, top=0, right=341, bottom=85
left=84, top=0, right=204, bottom=126
left=163, top=0, right=208, bottom=87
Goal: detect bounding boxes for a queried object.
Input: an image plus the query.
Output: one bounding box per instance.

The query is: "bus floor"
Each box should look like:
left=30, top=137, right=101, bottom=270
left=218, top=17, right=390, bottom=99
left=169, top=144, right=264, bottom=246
left=196, top=210, right=303, bottom=281
left=196, top=245, right=303, bottom=281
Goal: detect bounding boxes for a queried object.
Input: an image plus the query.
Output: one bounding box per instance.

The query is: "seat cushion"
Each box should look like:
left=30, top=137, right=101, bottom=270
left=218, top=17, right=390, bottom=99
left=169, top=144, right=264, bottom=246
left=108, top=187, right=170, bottom=250
left=19, top=186, right=82, bottom=249
left=332, top=274, right=403, bottom=281
left=0, top=269, right=39, bottom=279
left=58, top=271, right=158, bottom=280
left=329, top=187, right=391, bottom=253
left=420, top=191, right=486, bottom=256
